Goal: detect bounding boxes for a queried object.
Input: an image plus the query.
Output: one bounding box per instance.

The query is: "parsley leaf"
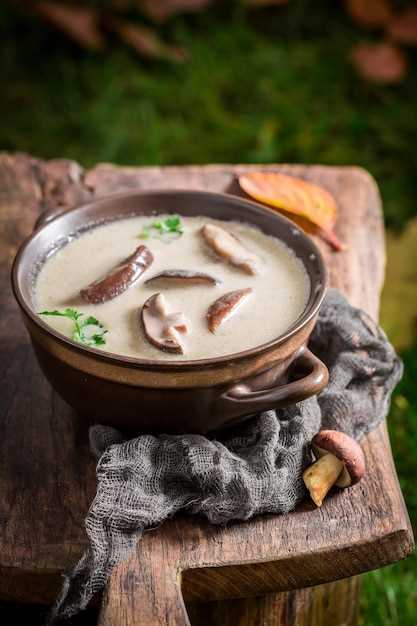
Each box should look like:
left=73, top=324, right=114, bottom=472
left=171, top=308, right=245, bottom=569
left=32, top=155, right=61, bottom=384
left=39, top=308, right=82, bottom=321
left=39, top=309, right=108, bottom=347
left=165, top=216, right=181, bottom=231
left=138, top=215, right=183, bottom=241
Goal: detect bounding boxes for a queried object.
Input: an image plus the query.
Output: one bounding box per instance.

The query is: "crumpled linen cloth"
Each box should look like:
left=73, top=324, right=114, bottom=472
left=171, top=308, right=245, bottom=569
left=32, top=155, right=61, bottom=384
left=51, top=289, right=402, bottom=621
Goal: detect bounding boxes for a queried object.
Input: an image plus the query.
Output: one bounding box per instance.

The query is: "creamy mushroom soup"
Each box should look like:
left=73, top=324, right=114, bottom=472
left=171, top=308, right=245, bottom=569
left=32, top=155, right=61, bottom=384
left=35, top=215, right=310, bottom=360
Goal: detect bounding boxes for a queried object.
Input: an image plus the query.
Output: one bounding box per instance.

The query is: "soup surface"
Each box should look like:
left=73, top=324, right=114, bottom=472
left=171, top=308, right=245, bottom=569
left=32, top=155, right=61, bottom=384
left=35, top=215, right=310, bottom=360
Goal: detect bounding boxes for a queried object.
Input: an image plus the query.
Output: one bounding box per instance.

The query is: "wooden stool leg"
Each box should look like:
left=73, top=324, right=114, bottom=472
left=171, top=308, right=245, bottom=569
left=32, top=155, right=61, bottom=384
left=98, top=539, right=190, bottom=626
left=186, top=577, right=361, bottom=626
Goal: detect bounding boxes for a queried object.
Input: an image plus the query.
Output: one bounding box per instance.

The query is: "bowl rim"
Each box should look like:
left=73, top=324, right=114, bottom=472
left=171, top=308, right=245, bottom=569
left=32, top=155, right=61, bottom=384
left=11, top=189, right=327, bottom=371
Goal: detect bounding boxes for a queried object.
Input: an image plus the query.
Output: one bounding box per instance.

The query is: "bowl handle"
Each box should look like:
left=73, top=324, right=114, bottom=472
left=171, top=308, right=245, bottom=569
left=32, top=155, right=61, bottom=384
left=221, top=346, right=328, bottom=413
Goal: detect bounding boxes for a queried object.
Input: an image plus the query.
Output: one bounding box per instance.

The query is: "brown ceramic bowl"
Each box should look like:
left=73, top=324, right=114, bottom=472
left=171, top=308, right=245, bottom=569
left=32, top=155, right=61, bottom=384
left=12, top=190, right=328, bottom=434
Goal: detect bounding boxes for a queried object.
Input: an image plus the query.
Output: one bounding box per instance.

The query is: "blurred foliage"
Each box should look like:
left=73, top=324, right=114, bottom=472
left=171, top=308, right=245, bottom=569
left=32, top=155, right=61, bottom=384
left=0, top=2, right=416, bottom=625
left=362, top=342, right=417, bottom=626
left=1, top=2, right=417, bottom=229
left=389, top=345, right=417, bottom=525
left=381, top=218, right=417, bottom=349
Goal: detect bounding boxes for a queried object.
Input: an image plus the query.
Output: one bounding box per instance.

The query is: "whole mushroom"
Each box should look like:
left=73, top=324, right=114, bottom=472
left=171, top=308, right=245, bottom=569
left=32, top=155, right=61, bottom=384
left=303, top=430, right=366, bottom=507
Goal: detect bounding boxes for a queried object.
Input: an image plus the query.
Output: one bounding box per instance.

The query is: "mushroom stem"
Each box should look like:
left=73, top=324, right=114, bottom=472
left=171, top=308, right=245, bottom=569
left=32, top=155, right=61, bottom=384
left=303, top=453, right=344, bottom=507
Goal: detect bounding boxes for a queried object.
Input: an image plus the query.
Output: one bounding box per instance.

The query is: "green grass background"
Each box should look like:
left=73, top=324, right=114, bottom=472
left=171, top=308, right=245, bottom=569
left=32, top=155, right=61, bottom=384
left=1, top=1, right=416, bottom=624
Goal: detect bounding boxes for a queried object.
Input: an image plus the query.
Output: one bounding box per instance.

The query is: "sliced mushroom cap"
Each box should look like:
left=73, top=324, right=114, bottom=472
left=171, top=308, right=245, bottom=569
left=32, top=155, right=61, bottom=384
left=312, top=430, right=366, bottom=487
left=207, top=288, right=252, bottom=333
left=141, top=293, right=188, bottom=354
left=145, top=270, right=220, bottom=286
left=201, top=224, right=260, bottom=275
left=81, top=245, right=154, bottom=304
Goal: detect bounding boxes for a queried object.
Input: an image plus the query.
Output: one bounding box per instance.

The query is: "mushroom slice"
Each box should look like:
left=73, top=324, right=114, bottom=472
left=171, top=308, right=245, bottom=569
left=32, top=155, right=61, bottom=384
left=145, top=270, right=220, bottom=286
left=207, top=288, right=252, bottom=333
left=81, top=245, right=153, bottom=304
left=141, top=293, right=188, bottom=354
left=201, top=224, right=260, bottom=275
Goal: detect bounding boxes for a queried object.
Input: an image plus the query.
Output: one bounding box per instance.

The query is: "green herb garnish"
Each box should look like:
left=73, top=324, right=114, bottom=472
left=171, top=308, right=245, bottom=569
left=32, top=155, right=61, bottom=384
left=139, top=215, right=183, bottom=242
left=39, top=308, right=108, bottom=347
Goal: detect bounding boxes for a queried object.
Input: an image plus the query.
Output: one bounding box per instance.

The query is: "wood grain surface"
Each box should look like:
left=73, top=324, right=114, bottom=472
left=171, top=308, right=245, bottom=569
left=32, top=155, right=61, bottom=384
left=186, top=577, right=361, bottom=626
left=0, top=155, right=414, bottom=623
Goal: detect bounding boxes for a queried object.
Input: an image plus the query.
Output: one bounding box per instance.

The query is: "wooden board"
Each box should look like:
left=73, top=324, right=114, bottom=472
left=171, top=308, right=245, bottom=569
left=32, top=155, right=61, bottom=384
left=0, top=154, right=414, bottom=610
left=186, top=577, right=361, bottom=626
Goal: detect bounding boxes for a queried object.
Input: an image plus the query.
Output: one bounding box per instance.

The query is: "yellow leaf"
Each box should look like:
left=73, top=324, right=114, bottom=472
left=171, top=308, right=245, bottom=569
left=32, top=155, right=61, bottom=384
left=239, top=172, right=345, bottom=251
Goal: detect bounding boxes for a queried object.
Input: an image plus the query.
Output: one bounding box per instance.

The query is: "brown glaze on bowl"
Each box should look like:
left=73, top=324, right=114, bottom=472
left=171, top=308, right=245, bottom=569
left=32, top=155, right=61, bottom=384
left=11, top=190, right=328, bottom=434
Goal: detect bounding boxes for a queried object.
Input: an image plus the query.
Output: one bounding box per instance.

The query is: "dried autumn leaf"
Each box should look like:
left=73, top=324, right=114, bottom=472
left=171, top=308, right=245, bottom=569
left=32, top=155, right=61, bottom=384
left=387, top=8, right=417, bottom=46
left=239, top=172, right=344, bottom=251
left=138, top=0, right=212, bottom=22
left=108, top=18, right=186, bottom=62
left=33, top=2, right=105, bottom=50
left=351, top=41, right=407, bottom=84
left=345, top=0, right=393, bottom=29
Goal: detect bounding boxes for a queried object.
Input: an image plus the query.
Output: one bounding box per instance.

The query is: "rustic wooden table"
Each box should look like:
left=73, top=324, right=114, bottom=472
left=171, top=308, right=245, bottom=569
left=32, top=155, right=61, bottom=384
left=0, top=154, right=414, bottom=626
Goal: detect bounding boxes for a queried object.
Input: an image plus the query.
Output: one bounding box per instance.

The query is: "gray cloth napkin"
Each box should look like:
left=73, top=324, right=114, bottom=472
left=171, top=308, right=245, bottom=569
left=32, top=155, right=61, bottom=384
left=51, top=289, right=402, bottom=621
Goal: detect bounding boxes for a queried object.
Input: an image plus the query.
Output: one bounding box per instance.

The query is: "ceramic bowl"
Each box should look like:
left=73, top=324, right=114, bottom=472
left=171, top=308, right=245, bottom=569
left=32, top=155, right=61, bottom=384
left=12, top=190, right=328, bottom=434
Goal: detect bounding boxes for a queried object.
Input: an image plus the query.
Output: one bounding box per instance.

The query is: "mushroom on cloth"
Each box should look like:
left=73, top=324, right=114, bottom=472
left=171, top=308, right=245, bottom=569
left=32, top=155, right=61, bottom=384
left=303, top=430, right=366, bottom=507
